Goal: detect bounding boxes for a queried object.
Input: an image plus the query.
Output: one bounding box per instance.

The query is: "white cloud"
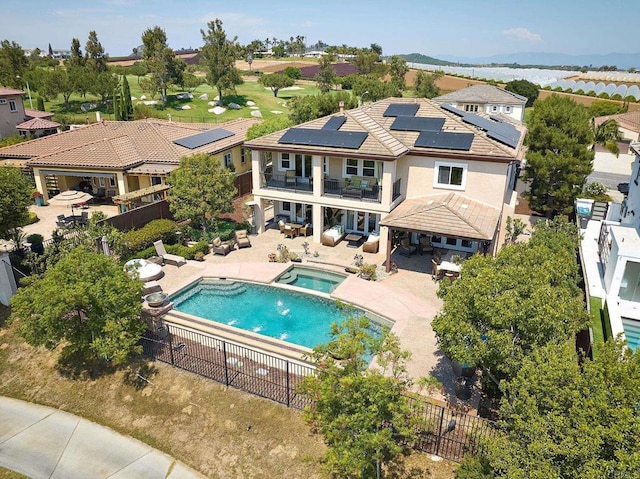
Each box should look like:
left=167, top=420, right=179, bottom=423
left=503, top=27, right=542, bottom=43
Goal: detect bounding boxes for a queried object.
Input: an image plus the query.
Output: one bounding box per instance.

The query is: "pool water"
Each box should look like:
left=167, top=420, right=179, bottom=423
left=275, top=265, right=346, bottom=294
left=171, top=279, right=385, bottom=349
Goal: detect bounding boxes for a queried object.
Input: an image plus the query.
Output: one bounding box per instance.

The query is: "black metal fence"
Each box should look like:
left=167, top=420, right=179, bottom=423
left=140, top=321, right=495, bottom=462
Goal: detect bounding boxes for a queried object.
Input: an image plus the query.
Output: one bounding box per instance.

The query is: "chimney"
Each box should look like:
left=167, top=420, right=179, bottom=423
left=339, top=101, right=344, bottom=114
left=96, top=111, right=101, bottom=122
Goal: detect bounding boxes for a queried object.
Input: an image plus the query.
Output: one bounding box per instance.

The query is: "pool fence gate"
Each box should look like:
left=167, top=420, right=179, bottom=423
left=140, top=322, right=495, bottom=462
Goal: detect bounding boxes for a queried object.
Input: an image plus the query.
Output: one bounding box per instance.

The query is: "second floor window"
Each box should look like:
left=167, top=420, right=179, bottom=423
left=434, top=161, right=466, bottom=190
left=151, top=176, right=162, bottom=185
left=464, top=104, right=478, bottom=112
left=344, top=158, right=379, bottom=178
left=280, top=153, right=291, bottom=170
left=224, top=153, right=233, bottom=168
left=9, top=100, right=17, bottom=112
left=504, top=106, right=512, bottom=113
left=346, top=158, right=358, bottom=175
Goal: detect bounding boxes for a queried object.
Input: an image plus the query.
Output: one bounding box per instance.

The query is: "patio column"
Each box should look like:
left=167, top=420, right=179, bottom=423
left=312, top=204, right=323, bottom=244
left=385, top=226, right=393, bottom=273
left=254, top=196, right=266, bottom=234
left=33, top=169, right=48, bottom=202
left=251, top=150, right=262, bottom=192
left=312, top=155, right=322, bottom=197
left=115, top=172, right=128, bottom=195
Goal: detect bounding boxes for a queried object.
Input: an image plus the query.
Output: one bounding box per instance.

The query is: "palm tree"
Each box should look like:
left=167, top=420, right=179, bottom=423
left=593, top=118, right=623, bottom=156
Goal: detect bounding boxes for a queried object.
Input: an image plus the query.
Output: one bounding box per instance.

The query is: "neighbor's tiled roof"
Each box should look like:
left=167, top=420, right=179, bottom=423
left=0, top=87, right=24, bottom=96
left=0, top=118, right=260, bottom=170
left=433, top=85, right=528, bottom=105
left=25, top=109, right=54, bottom=119
left=594, top=110, right=640, bottom=133
left=380, top=192, right=501, bottom=240
left=245, top=97, right=525, bottom=161
left=16, top=118, right=60, bottom=130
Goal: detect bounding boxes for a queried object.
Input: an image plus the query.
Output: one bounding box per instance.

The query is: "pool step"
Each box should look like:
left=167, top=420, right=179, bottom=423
left=198, top=280, right=247, bottom=297
left=277, top=272, right=298, bottom=285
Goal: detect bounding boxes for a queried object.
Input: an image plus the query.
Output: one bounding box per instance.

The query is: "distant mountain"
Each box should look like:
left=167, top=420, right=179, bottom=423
left=434, top=52, right=640, bottom=70
left=398, top=53, right=455, bottom=66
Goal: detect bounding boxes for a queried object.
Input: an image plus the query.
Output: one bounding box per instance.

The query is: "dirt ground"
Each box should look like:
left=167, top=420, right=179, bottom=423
left=0, top=308, right=457, bottom=479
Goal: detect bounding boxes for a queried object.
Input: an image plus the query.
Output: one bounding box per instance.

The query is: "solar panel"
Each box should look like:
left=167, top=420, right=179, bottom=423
left=322, top=116, right=347, bottom=130
left=173, top=128, right=234, bottom=149
left=489, top=115, right=504, bottom=123
left=390, top=116, right=445, bottom=132
left=462, top=113, right=520, bottom=148
left=415, top=131, right=474, bottom=150
left=440, top=104, right=466, bottom=117
left=278, top=128, right=368, bottom=149
left=383, top=103, right=420, bottom=117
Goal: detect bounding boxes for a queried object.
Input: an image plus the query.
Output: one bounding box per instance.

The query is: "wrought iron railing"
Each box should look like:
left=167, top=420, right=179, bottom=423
left=323, top=178, right=382, bottom=202
left=263, top=173, right=313, bottom=194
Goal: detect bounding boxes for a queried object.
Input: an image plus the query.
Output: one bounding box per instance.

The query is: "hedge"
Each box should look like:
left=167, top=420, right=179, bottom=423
left=120, top=219, right=179, bottom=258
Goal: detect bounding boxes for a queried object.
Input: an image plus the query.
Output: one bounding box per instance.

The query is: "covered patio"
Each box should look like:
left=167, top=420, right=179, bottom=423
left=380, top=192, right=501, bottom=272
left=112, top=184, right=172, bottom=212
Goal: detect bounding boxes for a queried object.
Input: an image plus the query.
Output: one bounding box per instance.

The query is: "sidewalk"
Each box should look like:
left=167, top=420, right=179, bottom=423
left=0, top=396, right=205, bottom=479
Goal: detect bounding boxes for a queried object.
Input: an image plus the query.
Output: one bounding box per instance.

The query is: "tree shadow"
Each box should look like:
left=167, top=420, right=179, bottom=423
left=55, top=346, right=118, bottom=380
left=0, top=305, right=11, bottom=328
left=122, top=358, right=158, bottom=391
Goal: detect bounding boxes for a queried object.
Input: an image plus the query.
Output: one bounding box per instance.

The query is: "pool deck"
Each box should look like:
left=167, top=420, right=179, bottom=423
left=153, top=226, right=478, bottom=411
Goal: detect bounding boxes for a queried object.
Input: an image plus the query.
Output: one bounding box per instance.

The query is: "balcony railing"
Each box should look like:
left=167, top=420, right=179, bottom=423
left=323, top=178, right=382, bottom=203
left=263, top=173, right=313, bottom=194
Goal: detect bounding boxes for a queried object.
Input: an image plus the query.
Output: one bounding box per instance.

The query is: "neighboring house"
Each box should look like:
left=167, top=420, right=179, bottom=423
left=0, top=88, right=27, bottom=139
left=581, top=142, right=640, bottom=351
left=0, top=117, right=260, bottom=211
left=433, top=85, right=527, bottom=122
left=245, top=97, right=525, bottom=261
left=593, top=110, right=640, bottom=150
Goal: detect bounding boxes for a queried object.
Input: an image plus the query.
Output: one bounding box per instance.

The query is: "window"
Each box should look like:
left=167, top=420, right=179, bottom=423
left=345, top=158, right=358, bottom=176
left=362, top=160, right=375, bottom=177
left=224, top=152, right=233, bottom=168
left=98, top=177, right=105, bottom=187
left=323, top=157, right=329, bottom=175
left=241, top=148, right=247, bottom=164
left=504, top=106, right=512, bottom=113
left=434, top=161, right=467, bottom=190
left=282, top=201, right=291, bottom=212
left=280, top=153, right=290, bottom=170
left=109, top=176, right=116, bottom=187
left=9, top=100, right=17, bottom=112
left=151, top=176, right=162, bottom=185
left=491, top=105, right=498, bottom=113
left=446, top=237, right=457, bottom=246
left=461, top=239, right=473, bottom=248
left=464, top=104, right=478, bottom=112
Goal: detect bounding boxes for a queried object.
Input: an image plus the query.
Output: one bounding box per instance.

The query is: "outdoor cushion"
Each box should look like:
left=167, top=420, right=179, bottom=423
left=213, top=237, right=222, bottom=247
left=350, top=178, right=361, bottom=188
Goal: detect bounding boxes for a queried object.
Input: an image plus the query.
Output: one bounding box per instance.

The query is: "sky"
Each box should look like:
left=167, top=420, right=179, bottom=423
left=1, top=0, right=636, bottom=59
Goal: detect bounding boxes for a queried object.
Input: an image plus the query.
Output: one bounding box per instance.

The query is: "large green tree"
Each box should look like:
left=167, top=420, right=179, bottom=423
left=432, top=219, right=589, bottom=388
left=593, top=118, right=623, bottom=155
left=299, top=317, right=417, bottom=479
left=315, top=53, right=337, bottom=93
left=166, top=153, right=237, bottom=232
left=121, top=75, right=133, bottom=120
left=141, top=26, right=186, bottom=102
left=10, top=247, right=144, bottom=365
left=85, top=30, right=108, bottom=73
left=288, top=91, right=357, bottom=124
left=504, top=79, right=539, bottom=107
left=0, top=40, right=28, bottom=88
left=246, top=116, right=294, bottom=141
left=522, top=95, right=594, bottom=217
left=258, top=72, right=294, bottom=97
left=413, top=70, right=442, bottom=99
left=388, top=55, right=409, bottom=91
left=457, top=340, right=640, bottom=478
left=200, top=19, right=243, bottom=105
left=0, top=167, right=32, bottom=239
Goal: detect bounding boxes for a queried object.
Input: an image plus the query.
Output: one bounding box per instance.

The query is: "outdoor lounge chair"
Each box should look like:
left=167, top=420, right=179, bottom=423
left=211, top=237, right=231, bottom=256
left=363, top=233, right=380, bottom=253
left=153, top=240, right=186, bottom=266
left=399, top=238, right=417, bottom=257
left=278, top=219, right=286, bottom=232
left=299, top=223, right=312, bottom=237
left=283, top=225, right=297, bottom=239
left=234, top=229, right=251, bottom=248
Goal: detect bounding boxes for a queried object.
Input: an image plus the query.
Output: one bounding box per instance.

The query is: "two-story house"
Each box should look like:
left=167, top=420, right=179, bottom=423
left=433, top=85, right=527, bottom=122
left=246, top=97, right=525, bottom=261
left=0, top=117, right=260, bottom=210
left=0, top=87, right=27, bottom=139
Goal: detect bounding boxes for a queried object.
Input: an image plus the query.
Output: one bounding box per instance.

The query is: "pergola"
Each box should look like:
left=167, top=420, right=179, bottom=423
left=112, top=184, right=171, bottom=210
left=380, top=192, right=501, bottom=272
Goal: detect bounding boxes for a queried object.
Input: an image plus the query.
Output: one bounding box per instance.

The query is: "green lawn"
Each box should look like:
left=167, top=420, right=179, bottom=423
left=42, top=75, right=322, bottom=125
left=589, top=296, right=604, bottom=358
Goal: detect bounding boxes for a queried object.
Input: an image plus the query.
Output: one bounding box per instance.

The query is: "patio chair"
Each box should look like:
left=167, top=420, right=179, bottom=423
left=211, top=236, right=231, bottom=256
left=278, top=219, right=286, bottom=233
left=56, top=215, right=69, bottom=228
left=153, top=240, right=186, bottom=267
left=79, top=211, right=89, bottom=225
left=431, top=259, right=443, bottom=281
left=234, top=229, right=251, bottom=248
left=283, top=225, right=297, bottom=239
left=419, top=236, right=434, bottom=255
left=399, top=238, right=417, bottom=257
left=299, top=223, right=312, bottom=237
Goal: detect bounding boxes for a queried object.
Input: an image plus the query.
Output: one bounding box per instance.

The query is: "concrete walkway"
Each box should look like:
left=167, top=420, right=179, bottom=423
left=0, top=396, right=205, bottom=479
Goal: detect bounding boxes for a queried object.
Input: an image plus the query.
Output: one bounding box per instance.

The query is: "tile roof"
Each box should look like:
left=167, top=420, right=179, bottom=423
left=0, top=88, right=24, bottom=96
left=0, top=118, right=260, bottom=170
left=245, top=97, right=525, bottom=160
left=25, top=109, right=55, bottom=119
left=433, top=85, right=528, bottom=105
left=16, top=118, right=60, bottom=130
left=380, top=192, right=501, bottom=240
left=594, top=110, right=640, bottom=133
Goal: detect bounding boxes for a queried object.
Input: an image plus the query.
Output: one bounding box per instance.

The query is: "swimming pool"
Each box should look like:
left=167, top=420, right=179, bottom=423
left=275, top=265, right=346, bottom=294
left=622, top=318, right=640, bottom=350
left=170, top=279, right=388, bottom=349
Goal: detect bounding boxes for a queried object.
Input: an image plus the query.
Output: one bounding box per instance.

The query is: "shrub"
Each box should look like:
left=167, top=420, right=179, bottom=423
left=214, top=219, right=251, bottom=242
left=283, top=66, right=301, bottom=79
left=582, top=182, right=612, bottom=202
left=120, top=219, right=179, bottom=258
left=22, top=212, right=39, bottom=226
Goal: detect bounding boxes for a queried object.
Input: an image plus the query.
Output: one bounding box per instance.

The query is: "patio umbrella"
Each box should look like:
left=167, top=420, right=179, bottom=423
left=48, top=190, right=93, bottom=218
left=101, top=235, right=110, bottom=256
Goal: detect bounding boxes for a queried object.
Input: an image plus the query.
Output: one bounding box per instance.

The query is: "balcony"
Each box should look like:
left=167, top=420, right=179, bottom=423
left=263, top=172, right=313, bottom=194
left=323, top=178, right=382, bottom=203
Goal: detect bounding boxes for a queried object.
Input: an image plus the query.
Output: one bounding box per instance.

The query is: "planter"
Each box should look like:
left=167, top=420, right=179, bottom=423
left=268, top=253, right=277, bottom=262
left=34, top=197, right=44, bottom=207
left=146, top=292, right=168, bottom=307
left=451, top=359, right=476, bottom=378
left=454, top=376, right=473, bottom=400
